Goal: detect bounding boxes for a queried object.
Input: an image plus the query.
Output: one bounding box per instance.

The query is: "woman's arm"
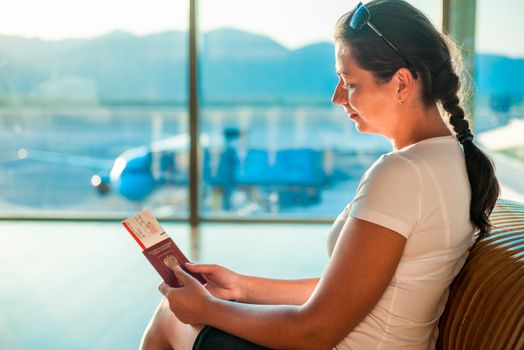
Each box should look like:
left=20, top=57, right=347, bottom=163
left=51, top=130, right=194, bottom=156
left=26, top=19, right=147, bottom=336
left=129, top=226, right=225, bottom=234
left=185, top=263, right=319, bottom=305
left=242, top=276, right=319, bottom=305
left=161, top=216, right=407, bottom=350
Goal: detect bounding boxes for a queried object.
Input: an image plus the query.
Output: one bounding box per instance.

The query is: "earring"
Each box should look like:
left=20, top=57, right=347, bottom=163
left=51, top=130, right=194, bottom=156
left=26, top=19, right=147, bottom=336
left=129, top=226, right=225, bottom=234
left=398, top=99, right=404, bottom=105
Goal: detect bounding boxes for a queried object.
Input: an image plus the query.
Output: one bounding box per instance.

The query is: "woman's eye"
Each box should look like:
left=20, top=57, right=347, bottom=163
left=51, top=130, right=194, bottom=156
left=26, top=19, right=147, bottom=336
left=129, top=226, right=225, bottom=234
left=337, top=75, right=354, bottom=90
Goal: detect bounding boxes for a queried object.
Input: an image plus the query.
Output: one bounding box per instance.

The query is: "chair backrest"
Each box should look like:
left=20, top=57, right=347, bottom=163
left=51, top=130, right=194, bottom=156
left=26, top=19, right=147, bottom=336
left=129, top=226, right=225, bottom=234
left=437, top=199, right=524, bottom=349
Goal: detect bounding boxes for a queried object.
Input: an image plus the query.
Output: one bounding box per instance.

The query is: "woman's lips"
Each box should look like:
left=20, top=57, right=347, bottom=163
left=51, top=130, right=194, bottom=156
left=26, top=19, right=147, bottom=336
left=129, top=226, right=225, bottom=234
left=349, top=113, right=358, bottom=119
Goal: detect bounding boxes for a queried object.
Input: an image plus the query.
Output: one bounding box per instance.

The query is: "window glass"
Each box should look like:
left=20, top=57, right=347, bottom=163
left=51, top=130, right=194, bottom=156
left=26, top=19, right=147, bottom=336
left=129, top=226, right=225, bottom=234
left=475, top=0, right=524, bottom=203
left=0, top=0, right=189, bottom=218
left=198, top=0, right=441, bottom=218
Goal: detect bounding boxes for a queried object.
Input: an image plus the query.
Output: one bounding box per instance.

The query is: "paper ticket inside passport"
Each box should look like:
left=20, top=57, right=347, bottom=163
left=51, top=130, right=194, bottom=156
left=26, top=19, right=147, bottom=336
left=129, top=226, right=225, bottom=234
left=122, top=209, right=168, bottom=250
left=122, top=209, right=207, bottom=287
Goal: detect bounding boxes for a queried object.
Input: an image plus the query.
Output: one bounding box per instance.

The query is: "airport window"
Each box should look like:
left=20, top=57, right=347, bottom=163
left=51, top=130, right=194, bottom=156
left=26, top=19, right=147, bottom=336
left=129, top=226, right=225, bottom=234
left=7, top=1, right=516, bottom=221
left=474, top=0, right=524, bottom=203
left=0, top=0, right=190, bottom=219
left=198, top=0, right=441, bottom=219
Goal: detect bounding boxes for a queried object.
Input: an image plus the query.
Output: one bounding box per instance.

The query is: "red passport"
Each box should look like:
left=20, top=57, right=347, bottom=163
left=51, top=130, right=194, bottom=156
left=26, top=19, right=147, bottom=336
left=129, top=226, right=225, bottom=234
left=122, top=209, right=206, bottom=287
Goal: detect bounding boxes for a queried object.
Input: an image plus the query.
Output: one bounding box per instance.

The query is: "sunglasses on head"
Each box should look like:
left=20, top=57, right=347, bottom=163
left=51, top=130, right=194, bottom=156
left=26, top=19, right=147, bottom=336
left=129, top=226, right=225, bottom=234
left=350, top=2, right=418, bottom=79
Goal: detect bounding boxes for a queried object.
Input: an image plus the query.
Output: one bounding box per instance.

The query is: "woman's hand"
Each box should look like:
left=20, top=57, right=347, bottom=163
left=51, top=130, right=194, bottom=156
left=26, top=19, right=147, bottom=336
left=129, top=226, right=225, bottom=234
left=185, top=263, right=246, bottom=302
left=158, top=265, right=215, bottom=325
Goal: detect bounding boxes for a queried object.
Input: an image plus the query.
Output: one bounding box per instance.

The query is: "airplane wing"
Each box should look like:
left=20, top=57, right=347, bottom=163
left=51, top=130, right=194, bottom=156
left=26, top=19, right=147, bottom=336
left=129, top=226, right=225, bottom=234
left=11, top=148, right=114, bottom=170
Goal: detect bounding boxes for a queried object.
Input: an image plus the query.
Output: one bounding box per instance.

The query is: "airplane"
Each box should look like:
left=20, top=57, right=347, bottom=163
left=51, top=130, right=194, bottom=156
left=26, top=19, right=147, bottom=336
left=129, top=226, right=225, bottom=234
left=90, top=127, right=337, bottom=211
left=13, top=127, right=377, bottom=213
left=97, top=117, right=524, bottom=212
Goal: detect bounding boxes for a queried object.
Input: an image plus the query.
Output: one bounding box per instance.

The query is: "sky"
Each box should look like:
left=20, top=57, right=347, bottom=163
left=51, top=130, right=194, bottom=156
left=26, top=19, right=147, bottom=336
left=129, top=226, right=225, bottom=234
left=0, top=0, right=522, bottom=57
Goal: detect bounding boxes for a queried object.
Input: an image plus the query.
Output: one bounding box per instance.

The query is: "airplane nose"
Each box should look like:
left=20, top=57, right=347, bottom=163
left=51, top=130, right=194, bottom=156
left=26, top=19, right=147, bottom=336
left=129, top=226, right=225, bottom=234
left=91, top=174, right=111, bottom=194
left=110, top=151, right=156, bottom=201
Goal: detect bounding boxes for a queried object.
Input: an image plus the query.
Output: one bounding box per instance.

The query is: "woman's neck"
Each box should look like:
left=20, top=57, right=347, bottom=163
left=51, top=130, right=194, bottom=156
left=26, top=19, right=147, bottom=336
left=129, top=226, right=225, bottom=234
left=389, top=104, right=452, bottom=151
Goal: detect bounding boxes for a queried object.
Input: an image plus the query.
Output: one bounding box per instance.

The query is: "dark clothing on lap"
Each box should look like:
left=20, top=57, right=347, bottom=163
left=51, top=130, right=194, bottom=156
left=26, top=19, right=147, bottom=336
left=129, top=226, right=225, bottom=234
left=193, top=326, right=271, bottom=350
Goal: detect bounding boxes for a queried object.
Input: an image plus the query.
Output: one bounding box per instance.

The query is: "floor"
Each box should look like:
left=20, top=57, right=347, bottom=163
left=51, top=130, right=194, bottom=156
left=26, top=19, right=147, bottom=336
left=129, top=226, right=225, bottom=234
left=0, top=221, right=330, bottom=350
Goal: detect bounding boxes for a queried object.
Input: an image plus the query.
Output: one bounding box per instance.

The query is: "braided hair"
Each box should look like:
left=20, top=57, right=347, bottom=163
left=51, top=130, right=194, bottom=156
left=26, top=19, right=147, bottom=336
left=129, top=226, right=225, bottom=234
left=335, top=0, right=500, bottom=236
left=436, top=54, right=499, bottom=236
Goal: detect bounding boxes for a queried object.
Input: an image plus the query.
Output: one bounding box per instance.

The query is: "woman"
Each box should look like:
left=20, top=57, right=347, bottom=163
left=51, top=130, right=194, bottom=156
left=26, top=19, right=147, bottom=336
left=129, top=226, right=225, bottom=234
left=141, top=1, right=500, bottom=349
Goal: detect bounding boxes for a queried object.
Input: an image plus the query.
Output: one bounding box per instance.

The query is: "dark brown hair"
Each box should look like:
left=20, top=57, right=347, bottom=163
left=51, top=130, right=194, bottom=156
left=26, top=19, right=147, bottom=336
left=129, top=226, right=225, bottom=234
left=335, top=0, right=500, bottom=236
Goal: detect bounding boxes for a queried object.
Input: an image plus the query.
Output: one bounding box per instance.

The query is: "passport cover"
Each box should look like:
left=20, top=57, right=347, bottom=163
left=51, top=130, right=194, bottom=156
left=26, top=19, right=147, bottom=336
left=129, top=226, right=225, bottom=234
left=122, top=209, right=206, bottom=287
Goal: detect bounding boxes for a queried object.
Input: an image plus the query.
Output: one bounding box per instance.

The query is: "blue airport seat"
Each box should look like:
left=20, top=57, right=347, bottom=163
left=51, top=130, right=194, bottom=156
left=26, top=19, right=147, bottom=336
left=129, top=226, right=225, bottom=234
left=269, top=149, right=327, bottom=187
left=236, top=149, right=273, bottom=185
left=204, top=147, right=328, bottom=209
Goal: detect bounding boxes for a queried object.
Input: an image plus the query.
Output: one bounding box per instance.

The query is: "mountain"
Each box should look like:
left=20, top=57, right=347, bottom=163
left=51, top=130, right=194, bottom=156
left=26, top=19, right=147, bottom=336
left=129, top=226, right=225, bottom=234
left=0, top=30, right=188, bottom=102
left=0, top=29, right=337, bottom=103
left=0, top=29, right=522, bottom=105
left=202, top=28, right=288, bottom=60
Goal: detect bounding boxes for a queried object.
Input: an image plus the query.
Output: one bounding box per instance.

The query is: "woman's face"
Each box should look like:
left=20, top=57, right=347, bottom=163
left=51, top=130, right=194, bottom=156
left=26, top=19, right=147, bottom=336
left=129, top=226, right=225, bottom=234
left=332, top=43, right=399, bottom=136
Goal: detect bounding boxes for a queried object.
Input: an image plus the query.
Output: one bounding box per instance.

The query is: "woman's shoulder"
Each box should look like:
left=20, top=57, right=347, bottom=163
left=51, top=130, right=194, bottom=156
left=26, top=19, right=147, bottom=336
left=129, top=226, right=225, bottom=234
left=366, top=152, right=419, bottom=179
left=356, top=153, right=423, bottom=201
left=370, top=136, right=461, bottom=174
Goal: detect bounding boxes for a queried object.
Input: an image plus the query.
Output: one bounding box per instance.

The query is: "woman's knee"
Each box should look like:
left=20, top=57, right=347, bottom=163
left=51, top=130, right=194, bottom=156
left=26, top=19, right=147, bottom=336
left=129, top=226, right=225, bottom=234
left=140, top=298, right=174, bottom=350
left=141, top=297, right=203, bottom=350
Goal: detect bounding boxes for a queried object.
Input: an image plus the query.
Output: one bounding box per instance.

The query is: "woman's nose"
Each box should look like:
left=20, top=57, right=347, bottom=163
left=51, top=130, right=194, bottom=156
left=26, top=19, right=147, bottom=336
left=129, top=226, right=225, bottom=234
left=331, top=83, right=347, bottom=105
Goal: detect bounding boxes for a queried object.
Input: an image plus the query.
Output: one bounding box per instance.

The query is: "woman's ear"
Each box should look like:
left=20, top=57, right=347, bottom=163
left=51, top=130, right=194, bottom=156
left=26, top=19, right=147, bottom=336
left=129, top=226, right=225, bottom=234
left=396, top=68, right=414, bottom=104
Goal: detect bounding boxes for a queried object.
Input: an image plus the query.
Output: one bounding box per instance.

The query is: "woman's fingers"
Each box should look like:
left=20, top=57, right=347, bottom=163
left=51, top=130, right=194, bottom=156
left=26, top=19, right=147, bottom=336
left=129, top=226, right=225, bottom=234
left=158, top=282, right=173, bottom=296
left=185, top=263, right=218, bottom=274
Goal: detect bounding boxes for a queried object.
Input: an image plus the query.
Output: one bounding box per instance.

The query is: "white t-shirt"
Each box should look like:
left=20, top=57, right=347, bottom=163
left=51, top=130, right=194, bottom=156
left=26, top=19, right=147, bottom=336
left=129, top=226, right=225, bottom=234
left=327, top=135, right=476, bottom=350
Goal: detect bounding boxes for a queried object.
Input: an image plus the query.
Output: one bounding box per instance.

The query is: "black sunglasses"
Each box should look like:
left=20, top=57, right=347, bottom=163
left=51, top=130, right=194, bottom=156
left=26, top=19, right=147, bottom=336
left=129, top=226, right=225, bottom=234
left=350, top=2, right=418, bottom=79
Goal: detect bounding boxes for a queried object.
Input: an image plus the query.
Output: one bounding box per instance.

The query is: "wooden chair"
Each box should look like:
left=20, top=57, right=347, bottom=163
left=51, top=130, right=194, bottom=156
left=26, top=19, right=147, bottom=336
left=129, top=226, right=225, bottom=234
left=437, top=199, right=524, bottom=349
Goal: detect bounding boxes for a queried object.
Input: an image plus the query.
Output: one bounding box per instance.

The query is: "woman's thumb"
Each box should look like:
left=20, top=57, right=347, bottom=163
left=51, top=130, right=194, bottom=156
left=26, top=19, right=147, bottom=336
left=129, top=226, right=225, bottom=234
left=174, top=265, right=191, bottom=282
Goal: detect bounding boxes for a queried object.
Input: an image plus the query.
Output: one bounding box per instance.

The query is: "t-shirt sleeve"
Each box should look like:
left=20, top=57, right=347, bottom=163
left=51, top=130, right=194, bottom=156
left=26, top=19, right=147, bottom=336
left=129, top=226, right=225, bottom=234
left=349, top=154, right=422, bottom=238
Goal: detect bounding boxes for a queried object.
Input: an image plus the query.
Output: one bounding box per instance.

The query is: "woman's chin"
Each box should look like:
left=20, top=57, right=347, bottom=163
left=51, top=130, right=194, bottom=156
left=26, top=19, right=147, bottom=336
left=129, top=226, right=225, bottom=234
left=352, top=120, right=366, bottom=132
left=350, top=118, right=376, bottom=134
